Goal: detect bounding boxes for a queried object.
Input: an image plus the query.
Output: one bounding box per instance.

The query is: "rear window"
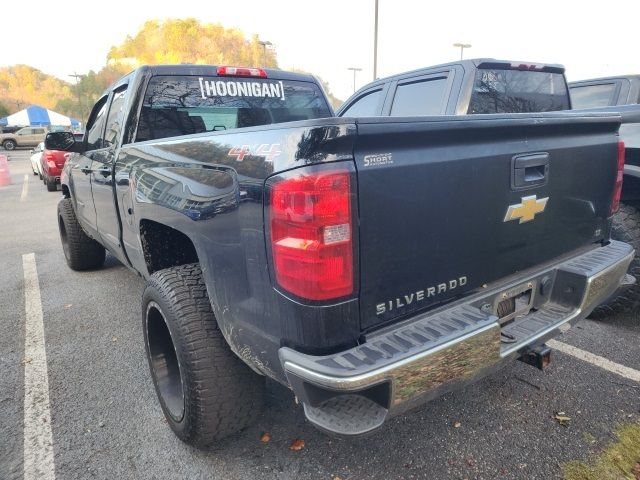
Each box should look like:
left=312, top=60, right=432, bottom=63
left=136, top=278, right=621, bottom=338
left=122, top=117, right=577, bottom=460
left=136, top=75, right=331, bottom=142
left=468, top=69, right=570, bottom=114
left=570, top=83, right=617, bottom=109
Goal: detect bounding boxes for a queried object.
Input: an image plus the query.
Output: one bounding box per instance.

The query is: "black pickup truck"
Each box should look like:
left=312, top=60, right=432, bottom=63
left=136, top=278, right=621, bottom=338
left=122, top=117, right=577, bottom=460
left=569, top=75, right=640, bottom=313
left=47, top=64, right=633, bottom=447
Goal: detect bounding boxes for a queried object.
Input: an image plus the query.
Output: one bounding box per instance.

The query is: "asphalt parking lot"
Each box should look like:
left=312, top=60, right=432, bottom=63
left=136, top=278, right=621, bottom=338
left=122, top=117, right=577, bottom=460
left=1, top=149, right=639, bottom=480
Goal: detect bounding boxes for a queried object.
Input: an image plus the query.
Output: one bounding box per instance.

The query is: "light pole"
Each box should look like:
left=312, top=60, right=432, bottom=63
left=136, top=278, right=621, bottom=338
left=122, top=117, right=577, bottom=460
left=347, top=67, right=362, bottom=92
left=373, top=0, right=379, bottom=80
left=258, top=40, right=273, bottom=66
left=453, top=43, right=472, bottom=60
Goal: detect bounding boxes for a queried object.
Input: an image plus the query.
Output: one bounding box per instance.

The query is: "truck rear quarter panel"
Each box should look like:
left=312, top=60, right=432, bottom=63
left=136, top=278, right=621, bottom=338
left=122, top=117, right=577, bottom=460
left=115, top=120, right=358, bottom=381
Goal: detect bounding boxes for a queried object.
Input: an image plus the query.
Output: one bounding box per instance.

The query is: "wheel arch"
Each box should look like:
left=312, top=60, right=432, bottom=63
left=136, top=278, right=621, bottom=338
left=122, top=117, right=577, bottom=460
left=139, top=219, right=200, bottom=275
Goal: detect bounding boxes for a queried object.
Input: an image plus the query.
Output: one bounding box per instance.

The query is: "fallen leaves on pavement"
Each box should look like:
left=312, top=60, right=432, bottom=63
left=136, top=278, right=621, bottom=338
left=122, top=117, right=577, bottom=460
left=260, top=432, right=271, bottom=443
left=289, top=438, right=305, bottom=451
left=554, top=412, right=571, bottom=427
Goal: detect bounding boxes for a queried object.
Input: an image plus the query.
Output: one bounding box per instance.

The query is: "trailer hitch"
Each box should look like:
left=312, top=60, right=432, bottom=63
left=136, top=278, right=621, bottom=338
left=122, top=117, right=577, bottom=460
left=518, top=344, right=551, bottom=370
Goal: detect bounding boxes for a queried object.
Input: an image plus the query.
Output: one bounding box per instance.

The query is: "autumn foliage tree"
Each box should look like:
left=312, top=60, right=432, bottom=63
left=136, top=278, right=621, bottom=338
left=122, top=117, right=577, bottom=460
left=107, top=18, right=278, bottom=69
left=0, top=65, right=72, bottom=113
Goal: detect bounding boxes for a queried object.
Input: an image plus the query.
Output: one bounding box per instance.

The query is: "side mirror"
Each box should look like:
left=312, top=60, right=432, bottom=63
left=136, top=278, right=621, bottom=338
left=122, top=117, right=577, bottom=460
left=45, top=132, right=85, bottom=153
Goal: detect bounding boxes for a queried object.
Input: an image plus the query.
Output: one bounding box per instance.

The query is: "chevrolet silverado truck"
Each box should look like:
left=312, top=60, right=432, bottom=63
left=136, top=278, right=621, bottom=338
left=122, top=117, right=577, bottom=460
left=570, top=75, right=640, bottom=314
left=46, top=64, right=633, bottom=448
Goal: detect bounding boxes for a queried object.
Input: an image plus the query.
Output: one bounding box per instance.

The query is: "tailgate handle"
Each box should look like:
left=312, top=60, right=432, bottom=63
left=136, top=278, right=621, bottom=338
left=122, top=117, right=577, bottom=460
left=512, top=153, right=549, bottom=190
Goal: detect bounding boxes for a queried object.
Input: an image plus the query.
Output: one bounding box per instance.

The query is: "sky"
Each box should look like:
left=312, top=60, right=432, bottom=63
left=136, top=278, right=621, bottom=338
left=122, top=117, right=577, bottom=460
left=3, top=0, right=640, bottom=102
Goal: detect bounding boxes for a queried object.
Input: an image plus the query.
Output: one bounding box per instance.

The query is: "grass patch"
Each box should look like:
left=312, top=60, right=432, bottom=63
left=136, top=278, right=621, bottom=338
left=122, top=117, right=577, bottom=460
left=563, top=420, right=640, bottom=480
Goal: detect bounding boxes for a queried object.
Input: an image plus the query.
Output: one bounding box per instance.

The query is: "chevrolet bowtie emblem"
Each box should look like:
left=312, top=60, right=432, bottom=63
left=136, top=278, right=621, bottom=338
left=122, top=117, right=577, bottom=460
left=504, top=195, right=549, bottom=224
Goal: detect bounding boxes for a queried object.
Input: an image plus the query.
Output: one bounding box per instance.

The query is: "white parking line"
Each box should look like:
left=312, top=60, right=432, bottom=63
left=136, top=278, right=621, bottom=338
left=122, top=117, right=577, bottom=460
left=22, top=253, right=56, bottom=480
left=548, top=339, right=640, bottom=383
left=20, top=174, right=29, bottom=202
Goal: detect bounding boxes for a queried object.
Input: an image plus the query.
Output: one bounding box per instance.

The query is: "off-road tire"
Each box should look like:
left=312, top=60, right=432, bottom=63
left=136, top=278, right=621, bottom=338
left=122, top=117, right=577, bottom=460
left=57, top=198, right=105, bottom=270
left=591, top=203, right=640, bottom=318
left=46, top=177, right=57, bottom=192
left=3, top=140, right=15, bottom=150
left=142, top=263, right=264, bottom=448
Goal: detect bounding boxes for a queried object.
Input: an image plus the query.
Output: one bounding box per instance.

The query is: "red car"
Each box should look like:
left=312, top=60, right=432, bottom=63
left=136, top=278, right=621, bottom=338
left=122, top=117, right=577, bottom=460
left=41, top=133, right=83, bottom=192
left=40, top=148, right=67, bottom=191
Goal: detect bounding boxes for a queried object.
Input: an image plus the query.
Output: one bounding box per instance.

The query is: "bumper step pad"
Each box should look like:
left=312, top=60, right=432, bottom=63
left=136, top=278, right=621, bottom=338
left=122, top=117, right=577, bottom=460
left=304, top=395, right=388, bottom=436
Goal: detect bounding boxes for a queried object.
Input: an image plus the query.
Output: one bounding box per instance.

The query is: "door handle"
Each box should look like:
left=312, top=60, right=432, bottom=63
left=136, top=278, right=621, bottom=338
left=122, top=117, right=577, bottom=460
left=80, top=167, right=92, bottom=174
left=511, top=153, right=549, bottom=190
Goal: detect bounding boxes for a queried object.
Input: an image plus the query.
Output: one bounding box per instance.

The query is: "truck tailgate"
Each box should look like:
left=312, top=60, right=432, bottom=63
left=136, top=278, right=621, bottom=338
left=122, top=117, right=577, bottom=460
left=354, top=113, right=621, bottom=330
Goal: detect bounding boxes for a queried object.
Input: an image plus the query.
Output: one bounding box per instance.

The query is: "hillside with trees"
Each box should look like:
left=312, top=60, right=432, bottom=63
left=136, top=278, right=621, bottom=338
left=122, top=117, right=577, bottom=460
left=0, top=18, right=342, bottom=123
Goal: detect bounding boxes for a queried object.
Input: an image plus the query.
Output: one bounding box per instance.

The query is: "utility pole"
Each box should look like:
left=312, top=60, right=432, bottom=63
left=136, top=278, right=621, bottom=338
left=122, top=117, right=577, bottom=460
left=347, top=67, right=362, bottom=92
left=373, top=0, right=379, bottom=80
left=68, top=73, right=85, bottom=126
left=258, top=40, right=273, bottom=67
left=453, top=43, right=472, bottom=60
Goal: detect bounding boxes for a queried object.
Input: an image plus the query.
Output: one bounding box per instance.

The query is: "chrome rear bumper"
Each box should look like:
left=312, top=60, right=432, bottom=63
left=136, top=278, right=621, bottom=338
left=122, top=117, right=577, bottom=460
left=279, top=241, right=634, bottom=436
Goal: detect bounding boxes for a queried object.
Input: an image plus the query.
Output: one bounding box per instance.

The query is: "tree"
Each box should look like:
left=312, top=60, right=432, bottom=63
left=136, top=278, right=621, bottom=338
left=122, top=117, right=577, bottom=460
left=107, top=18, right=278, bottom=69
left=0, top=102, right=9, bottom=118
left=0, top=65, right=71, bottom=114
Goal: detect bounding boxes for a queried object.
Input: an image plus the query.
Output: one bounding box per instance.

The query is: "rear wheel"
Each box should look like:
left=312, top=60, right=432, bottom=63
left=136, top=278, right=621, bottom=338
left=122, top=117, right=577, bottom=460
left=46, top=177, right=57, bottom=192
left=142, top=263, right=264, bottom=448
left=591, top=202, right=640, bottom=318
left=3, top=140, right=15, bottom=150
left=57, top=198, right=105, bottom=270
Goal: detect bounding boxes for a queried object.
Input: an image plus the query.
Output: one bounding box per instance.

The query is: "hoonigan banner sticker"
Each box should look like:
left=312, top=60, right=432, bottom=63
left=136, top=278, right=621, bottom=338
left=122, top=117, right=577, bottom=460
left=199, top=78, right=286, bottom=101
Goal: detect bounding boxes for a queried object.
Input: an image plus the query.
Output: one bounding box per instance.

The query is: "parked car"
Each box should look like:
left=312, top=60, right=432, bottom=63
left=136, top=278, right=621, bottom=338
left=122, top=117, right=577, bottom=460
left=39, top=133, right=83, bottom=191
left=29, top=142, right=44, bottom=177
left=40, top=148, right=66, bottom=191
left=0, top=126, right=47, bottom=150
left=47, top=64, right=632, bottom=448
left=569, top=75, right=640, bottom=314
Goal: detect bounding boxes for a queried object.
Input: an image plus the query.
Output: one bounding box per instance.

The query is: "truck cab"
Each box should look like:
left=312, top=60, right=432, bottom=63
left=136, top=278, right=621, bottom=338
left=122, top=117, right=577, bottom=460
left=337, top=59, right=570, bottom=117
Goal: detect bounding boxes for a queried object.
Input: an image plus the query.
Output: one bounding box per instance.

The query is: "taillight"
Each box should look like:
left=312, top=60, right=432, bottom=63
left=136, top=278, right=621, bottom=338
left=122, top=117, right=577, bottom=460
left=611, top=141, right=625, bottom=214
left=217, top=66, right=267, bottom=78
left=269, top=167, right=353, bottom=300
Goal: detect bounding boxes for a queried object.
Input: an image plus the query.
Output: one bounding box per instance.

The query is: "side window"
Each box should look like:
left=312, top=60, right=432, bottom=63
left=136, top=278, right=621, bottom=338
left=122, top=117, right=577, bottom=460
left=570, top=83, right=617, bottom=109
left=390, top=77, right=447, bottom=116
left=86, top=97, right=109, bottom=151
left=103, top=87, right=128, bottom=148
left=19, top=128, right=31, bottom=135
left=34, top=128, right=45, bottom=135
left=340, top=89, right=382, bottom=117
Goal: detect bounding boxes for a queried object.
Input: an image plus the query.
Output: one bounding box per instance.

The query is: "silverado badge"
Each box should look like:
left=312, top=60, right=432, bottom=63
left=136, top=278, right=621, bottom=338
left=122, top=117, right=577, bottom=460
left=504, top=195, right=548, bottom=224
